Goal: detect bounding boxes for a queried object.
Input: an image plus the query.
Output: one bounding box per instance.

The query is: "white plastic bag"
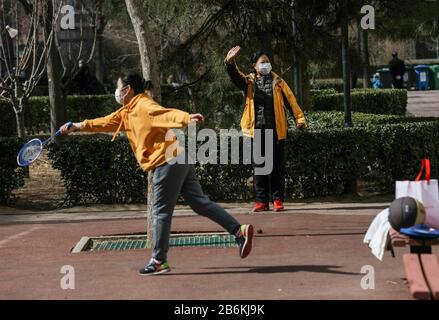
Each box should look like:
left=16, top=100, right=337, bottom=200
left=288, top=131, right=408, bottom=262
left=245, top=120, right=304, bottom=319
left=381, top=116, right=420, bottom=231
left=395, top=159, right=439, bottom=229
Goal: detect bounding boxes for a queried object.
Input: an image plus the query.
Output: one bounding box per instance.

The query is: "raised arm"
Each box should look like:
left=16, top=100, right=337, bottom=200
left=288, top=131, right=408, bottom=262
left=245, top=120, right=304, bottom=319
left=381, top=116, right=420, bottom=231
left=224, top=46, right=248, bottom=92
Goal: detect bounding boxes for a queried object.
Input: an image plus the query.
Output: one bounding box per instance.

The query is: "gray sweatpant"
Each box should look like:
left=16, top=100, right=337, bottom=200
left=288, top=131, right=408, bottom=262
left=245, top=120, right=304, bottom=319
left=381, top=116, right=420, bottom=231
left=151, top=161, right=241, bottom=262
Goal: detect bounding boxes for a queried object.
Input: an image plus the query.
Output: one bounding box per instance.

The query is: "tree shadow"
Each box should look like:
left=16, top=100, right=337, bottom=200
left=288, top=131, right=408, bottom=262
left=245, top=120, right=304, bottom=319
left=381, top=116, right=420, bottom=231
left=167, top=265, right=361, bottom=277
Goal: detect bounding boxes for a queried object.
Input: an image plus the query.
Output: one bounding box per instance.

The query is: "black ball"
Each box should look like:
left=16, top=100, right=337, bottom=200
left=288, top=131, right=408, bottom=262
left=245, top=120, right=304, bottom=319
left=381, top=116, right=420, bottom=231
left=388, top=197, right=424, bottom=231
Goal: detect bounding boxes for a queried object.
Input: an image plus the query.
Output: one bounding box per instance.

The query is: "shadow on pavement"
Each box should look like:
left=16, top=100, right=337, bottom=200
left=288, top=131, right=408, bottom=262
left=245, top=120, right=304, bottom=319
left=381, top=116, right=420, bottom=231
left=167, top=265, right=361, bottom=276
left=255, top=232, right=365, bottom=238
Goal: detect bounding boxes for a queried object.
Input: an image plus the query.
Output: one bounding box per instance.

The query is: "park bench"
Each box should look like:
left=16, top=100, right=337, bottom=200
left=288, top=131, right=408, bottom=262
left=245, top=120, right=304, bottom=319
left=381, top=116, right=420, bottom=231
left=390, top=228, right=439, bottom=300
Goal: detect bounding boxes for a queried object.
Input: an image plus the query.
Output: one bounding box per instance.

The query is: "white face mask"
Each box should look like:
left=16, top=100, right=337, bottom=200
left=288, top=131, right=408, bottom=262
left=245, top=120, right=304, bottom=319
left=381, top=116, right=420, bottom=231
left=258, top=62, right=272, bottom=76
left=115, top=86, right=128, bottom=105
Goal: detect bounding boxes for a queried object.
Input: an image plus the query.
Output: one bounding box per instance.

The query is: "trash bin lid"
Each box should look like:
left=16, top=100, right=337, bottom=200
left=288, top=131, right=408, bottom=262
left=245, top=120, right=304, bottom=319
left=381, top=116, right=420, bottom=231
left=414, top=64, right=430, bottom=70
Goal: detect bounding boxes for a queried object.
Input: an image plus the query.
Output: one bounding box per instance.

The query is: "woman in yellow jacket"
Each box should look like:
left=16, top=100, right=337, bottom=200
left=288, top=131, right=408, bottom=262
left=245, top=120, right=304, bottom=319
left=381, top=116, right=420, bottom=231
left=60, top=73, right=254, bottom=275
left=225, top=46, right=307, bottom=213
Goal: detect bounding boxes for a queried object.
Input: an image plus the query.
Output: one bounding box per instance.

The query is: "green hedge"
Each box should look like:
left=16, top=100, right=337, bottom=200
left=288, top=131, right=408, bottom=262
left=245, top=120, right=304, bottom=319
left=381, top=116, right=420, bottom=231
left=48, top=135, right=148, bottom=204
left=302, top=111, right=437, bottom=130
left=0, top=138, right=25, bottom=204
left=0, top=87, right=407, bottom=137
left=45, top=114, right=439, bottom=204
left=0, top=89, right=198, bottom=137
left=311, top=78, right=365, bottom=91
left=311, top=89, right=407, bottom=115
left=0, top=95, right=118, bottom=136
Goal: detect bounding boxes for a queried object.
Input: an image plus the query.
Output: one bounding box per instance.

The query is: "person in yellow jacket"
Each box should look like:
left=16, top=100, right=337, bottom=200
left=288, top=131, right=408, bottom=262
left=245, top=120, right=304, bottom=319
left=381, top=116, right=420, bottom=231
left=60, top=73, right=254, bottom=275
left=225, top=46, right=307, bottom=213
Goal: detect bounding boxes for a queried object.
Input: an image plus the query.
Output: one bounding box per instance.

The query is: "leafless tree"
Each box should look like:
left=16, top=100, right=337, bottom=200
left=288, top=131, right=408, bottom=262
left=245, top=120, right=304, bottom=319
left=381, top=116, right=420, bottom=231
left=125, top=0, right=163, bottom=247
left=0, top=0, right=59, bottom=137
left=48, top=0, right=102, bottom=137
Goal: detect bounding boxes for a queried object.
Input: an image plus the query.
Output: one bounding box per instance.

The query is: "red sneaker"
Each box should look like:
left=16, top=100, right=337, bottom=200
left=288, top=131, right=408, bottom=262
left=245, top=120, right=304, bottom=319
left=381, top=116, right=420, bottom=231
left=251, top=202, right=269, bottom=213
left=273, top=200, right=284, bottom=212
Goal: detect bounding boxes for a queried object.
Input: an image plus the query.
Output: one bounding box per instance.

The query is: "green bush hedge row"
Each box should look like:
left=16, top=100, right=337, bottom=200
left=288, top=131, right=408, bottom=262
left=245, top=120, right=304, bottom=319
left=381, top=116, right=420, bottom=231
left=0, top=95, right=118, bottom=136
left=311, top=89, right=407, bottom=115
left=0, top=138, right=25, bottom=204
left=0, top=87, right=406, bottom=136
left=311, top=78, right=365, bottom=91
left=48, top=136, right=148, bottom=204
left=43, top=115, right=439, bottom=204
left=301, top=111, right=437, bottom=130
left=0, top=84, right=203, bottom=136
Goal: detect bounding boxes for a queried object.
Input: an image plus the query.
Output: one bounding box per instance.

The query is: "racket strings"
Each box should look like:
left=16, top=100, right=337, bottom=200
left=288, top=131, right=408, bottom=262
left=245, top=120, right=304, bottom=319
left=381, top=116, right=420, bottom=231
left=19, top=142, right=42, bottom=165
left=22, top=145, right=41, bottom=162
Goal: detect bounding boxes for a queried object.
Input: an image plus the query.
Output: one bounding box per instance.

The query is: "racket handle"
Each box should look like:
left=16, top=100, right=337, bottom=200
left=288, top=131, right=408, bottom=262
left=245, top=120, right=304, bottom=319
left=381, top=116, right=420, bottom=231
left=55, top=121, right=73, bottom=136
left=42, top=122, right=73, bottom=145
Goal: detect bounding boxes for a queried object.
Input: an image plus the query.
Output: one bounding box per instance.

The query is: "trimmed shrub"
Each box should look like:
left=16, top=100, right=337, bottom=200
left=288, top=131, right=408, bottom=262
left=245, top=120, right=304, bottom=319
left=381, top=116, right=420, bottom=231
left=0, top=138, right=25, bottom=204
left=302, top=111, right=437, bottom=130
left=0, top=91, right=200, bottom=137
left=0, top=95, right=118, bottom=136
left=311, top=89, right=407, bottom=115
left=311, top=78, right=365, bottom=91
left=46, top=115, right=439, bottom=204
left=48, top=135, right=148, bottom=205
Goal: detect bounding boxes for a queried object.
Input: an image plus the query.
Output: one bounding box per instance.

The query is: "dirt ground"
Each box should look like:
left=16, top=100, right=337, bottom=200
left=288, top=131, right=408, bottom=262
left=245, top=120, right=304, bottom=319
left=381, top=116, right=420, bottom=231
left=11, top=151, right=66, bottom=210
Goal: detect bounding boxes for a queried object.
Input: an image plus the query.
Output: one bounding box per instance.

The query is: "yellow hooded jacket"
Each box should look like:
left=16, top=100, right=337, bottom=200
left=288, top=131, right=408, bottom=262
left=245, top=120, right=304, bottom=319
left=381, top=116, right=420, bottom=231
left=81, top=93, right=190, bottom=172
left=225, top=61, right=306, bottom=140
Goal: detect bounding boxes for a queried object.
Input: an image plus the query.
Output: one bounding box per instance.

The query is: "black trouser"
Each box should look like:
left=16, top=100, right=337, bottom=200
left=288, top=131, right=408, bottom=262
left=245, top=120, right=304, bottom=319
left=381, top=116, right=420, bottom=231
left=393, top=77, right=404, bottom=89
left=252, top=128, right=285, bottom=203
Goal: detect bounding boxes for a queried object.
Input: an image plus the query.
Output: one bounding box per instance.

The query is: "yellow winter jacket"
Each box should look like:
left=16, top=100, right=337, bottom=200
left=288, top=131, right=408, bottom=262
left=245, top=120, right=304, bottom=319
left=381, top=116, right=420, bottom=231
left=81, top=93, right=190, bottom=171
left=225, top=61, right=306, bottom=139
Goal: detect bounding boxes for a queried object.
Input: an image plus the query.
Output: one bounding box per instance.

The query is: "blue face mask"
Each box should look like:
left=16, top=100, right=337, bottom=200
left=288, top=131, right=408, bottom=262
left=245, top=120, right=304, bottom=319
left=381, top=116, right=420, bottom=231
left=258, top=63, right=272, bottom=75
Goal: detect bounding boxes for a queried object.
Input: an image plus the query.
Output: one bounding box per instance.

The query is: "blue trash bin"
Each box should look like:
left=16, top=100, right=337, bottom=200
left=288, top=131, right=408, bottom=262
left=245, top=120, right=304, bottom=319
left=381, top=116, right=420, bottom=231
left=414, top=65, right=431, bottom=90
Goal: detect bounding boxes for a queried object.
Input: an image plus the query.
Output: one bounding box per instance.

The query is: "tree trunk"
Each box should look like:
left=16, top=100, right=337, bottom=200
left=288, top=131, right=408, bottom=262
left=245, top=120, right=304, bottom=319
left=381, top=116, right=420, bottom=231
left=125, top=0, right=162, bottom=248
left=15, top=103, right=29, bottom=178
left=357, top=19, right=370, bottom=88
left=14, top=106, right=25, bottom=138
left=301, top=64, right=312, bottom=111
left=341, top=0, right=352, bottom=127
left=47, top=50, right=66, bottom=140
left=95, top=34, right=104, bottom=84
left=45, top=0, right=66, bottom=141
left=125, top=0, right=161, bottom=103
left=291, top=7, right=302, bottom=106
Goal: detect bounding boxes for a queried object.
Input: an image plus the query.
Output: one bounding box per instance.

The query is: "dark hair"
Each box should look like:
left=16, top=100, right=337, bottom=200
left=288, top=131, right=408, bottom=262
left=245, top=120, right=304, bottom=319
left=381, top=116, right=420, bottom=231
left=251, top=51, right=269, bottom=65
left=119, top=72, right=153, bottom=94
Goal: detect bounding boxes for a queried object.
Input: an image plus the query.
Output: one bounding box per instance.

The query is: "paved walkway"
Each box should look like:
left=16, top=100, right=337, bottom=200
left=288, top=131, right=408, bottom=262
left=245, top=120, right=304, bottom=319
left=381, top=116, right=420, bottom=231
left=0, top=201, right=431, bottom=300
left=0, top=201, right=391, bottom=225
left=407, top=90, right=439, bottom=117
